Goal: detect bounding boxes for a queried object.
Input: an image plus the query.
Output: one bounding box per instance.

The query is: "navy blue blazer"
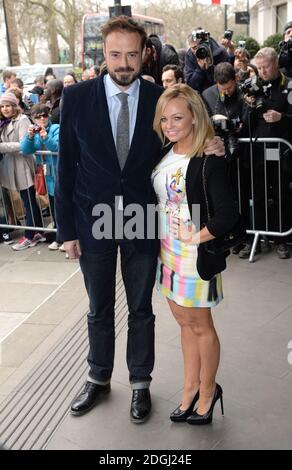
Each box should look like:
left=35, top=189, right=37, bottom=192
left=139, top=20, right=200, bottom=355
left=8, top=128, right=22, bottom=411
left=55, top=76, right=163, bottom=253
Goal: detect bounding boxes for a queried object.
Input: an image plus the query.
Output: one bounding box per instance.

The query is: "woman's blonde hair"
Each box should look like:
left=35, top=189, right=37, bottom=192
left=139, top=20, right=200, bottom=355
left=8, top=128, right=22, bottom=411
left=153, top=83, right=214, bottom=158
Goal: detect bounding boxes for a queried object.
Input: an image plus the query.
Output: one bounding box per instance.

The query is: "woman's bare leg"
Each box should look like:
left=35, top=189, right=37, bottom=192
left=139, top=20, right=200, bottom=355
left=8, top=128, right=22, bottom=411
left=167, top=300, right=220, bottom=414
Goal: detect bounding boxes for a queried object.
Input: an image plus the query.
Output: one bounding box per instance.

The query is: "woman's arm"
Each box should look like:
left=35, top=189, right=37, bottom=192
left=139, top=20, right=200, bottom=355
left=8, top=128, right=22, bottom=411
left=203, top=157, right=239, bottom=238
left=0, top=115, right=31, bottom=154
left=41, top=124, right=59, bottom=153
left=20, top=133, right=37, bottom=154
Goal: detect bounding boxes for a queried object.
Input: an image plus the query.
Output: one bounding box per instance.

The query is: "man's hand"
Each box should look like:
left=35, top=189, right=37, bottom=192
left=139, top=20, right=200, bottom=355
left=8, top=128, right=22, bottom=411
left=39, top=127, right=48, bottom=140
left=64, top=240, right=82, bottom=259
left=221, top=38, right=235, bottom=54
left=204, top=136, right=225, bottom=156
left=28, top=125, right=35, bottom=139
left=263, top=109, right=282, bottom=123
left=244, top=94, right=256, bottom=107
left=197, top=57, right=210, bottom=70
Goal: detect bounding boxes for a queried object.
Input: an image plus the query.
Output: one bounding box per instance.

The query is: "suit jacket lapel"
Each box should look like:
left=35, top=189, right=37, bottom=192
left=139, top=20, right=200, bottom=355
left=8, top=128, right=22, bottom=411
left=94, top=76, right=121, bottom=172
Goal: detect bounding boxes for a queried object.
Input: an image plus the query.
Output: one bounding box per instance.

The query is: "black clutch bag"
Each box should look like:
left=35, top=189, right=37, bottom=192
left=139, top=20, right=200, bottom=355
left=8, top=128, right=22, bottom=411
left=202, top=156, right=246, bottom=255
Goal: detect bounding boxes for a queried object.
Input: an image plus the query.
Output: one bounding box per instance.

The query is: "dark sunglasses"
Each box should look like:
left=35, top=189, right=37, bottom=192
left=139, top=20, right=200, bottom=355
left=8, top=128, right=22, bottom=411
left=34, top=113, right=49, bottom=119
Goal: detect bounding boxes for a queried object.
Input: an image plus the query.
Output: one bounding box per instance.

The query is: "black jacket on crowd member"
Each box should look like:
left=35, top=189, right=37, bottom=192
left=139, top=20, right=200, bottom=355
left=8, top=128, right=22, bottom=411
left=240, top=72, right=292, bottom=235
left=202, top=84, right=246, bottom=196
left=50, top=97, right=61, bottom=124
left=243, top=72, right=292, bottom=142
left=142, top=37, right=179, bottom=85
left=160, top=44, right=180, bottom=69
left=202, top=84, right=245, bottom=121
left=184, top=38, right=230, bottom=94
left=279, top=53, right=292, bottom=78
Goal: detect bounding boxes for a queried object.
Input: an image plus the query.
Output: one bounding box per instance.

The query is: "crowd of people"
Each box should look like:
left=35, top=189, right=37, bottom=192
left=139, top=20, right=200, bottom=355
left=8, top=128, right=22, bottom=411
left=0, top=15, right=291, bottom=426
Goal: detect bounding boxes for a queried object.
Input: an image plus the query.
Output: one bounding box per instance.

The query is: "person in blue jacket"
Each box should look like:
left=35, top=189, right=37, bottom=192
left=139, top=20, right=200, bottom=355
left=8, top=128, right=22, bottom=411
left=20, top=103, right=61, bottom=249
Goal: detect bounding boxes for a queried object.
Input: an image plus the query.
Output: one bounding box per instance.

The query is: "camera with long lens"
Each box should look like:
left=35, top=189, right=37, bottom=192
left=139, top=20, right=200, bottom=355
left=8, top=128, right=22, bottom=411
left=224, top=30, right=233, bottom=40
left=192, top=29, right=210, bottom=43
left=192, top=29, right=212, bottom=61
left=240, top=75, right=272, bottom=113
left=279, top=38, right=292, bottom=54
left=213, top=117, right=241, bottom=155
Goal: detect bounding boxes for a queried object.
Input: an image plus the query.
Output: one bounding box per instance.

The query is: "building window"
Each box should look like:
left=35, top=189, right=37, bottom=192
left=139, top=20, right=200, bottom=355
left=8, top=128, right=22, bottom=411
left=276, top=4, right=287, bottom=33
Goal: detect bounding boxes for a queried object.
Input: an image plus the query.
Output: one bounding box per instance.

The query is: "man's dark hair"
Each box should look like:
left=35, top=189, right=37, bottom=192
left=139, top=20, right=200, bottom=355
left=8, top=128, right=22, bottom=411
left=11, top=78, right=24, bottom=89
left=2, top=70, right=16, bottom=81
left=214, top=62, right=236, bottom=84
left=101, top=15, right=147, bottom=51
left=91, top=65, right=100, bottom=77
left=46, top=79, right=64, bottom=98
left=162, top=64, right=184, bottom=82
left=65, top=70, right=78, bottom=82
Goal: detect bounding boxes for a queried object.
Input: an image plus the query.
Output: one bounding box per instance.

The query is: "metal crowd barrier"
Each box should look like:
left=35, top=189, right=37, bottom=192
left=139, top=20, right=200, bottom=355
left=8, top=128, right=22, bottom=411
left=237, top=137, right=292, bottom=262
left=0, top=151, right=58, bottom=235
left=1, top=144, right=292, bottom=263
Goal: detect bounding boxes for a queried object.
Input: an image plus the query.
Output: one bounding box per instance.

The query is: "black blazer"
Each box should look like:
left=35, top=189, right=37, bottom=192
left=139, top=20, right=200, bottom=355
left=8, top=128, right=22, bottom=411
left=185, top=154, right=239, bottom=280
left=55, top=75, right=163, bottom=253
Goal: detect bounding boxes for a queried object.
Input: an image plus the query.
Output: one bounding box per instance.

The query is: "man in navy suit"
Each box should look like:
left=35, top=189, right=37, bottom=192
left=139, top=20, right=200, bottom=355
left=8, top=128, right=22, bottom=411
left=55, top=15, right=224, bottom=423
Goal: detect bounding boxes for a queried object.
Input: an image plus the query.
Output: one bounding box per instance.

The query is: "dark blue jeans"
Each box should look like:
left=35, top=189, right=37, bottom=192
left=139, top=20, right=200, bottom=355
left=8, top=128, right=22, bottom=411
left=79, top=241, right=157, bottom=385
left=19, top=186, right=43, bottom=239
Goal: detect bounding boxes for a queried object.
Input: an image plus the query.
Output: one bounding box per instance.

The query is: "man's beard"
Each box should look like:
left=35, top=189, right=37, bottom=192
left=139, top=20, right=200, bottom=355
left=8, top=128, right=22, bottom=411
left=108, top=66, right=141, bottom=87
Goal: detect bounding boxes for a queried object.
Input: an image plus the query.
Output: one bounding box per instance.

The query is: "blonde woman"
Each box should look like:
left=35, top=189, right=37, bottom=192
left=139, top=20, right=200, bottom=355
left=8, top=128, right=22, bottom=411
left=152, top=84, right=239, bottom=425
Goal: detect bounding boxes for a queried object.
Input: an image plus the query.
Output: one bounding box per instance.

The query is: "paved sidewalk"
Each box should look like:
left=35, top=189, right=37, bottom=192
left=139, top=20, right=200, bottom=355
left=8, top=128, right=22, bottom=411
left=0, top=241, right=292, bottom=449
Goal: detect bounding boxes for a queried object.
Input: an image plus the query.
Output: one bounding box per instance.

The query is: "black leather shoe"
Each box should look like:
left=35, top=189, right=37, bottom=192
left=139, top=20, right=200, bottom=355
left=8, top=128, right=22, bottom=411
left=130, top=389, right=151, bottom=424
left=170, top=390, right=199, bottom=422
left=70, top=381, right=111, bottom=416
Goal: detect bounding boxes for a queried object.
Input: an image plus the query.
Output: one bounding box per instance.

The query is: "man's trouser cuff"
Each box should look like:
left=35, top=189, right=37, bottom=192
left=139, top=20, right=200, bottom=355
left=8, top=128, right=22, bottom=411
left=87, top=374, right=110, bottom=386
left=130, top=381, right=151, bottom=390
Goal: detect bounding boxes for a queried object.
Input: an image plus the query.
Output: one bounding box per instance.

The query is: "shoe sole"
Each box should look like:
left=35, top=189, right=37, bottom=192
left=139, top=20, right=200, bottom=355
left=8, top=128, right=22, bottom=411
left=70, top=389, right=111, bottom=416
left=12, top=245, right=31, bottom=251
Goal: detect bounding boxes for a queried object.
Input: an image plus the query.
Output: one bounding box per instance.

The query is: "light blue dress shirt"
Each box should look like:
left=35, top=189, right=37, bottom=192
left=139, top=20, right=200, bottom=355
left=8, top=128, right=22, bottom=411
left=104, top=73, right=140, bottom=148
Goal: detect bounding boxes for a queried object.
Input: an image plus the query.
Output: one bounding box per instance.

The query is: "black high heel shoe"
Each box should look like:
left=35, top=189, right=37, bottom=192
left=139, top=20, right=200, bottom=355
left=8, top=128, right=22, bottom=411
left=186, top=383, right=224, bottom=425
left=170, top=390, right=200, bottom=422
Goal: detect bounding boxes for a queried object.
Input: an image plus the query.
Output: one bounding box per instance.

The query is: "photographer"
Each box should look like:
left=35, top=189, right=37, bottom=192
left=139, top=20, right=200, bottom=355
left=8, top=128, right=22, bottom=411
left=221, top=29, right=236, bottom=65
left=240, top=47, right=292, bottom=259
left=279, top=21, right=292, bottom=78
left=202, top=62, right=246, bottom=252
left=185, top=29, right=229, bottom=94
left=142, top=35, right=179, bottom=85
left=202, top=62, right=245, bottom=126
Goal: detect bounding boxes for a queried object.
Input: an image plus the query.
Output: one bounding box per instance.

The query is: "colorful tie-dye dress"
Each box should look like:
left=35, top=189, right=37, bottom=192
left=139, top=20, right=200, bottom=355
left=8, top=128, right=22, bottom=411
left=152, top=147, right=223, bottom=308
